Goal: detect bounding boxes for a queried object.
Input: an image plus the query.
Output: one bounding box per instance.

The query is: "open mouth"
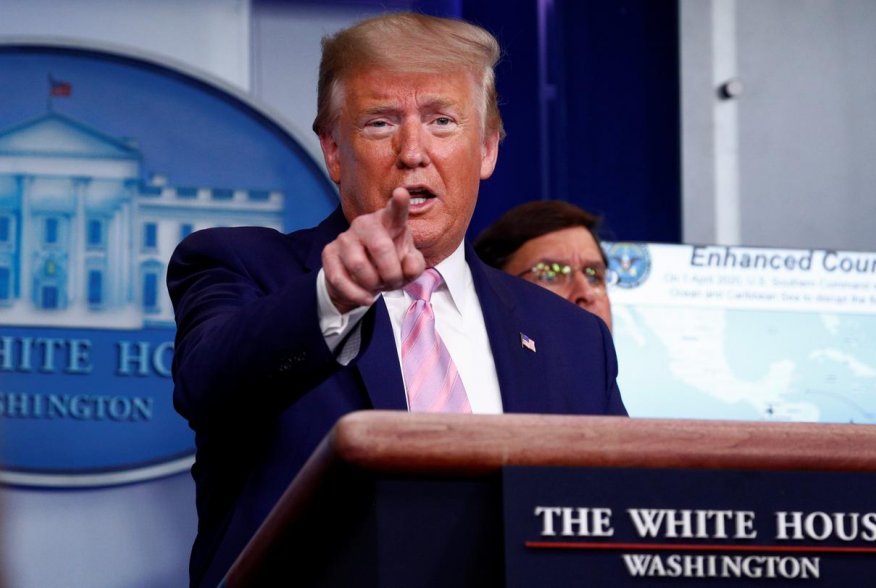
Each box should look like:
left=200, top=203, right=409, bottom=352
left=407, top=187, right=437, bottom=206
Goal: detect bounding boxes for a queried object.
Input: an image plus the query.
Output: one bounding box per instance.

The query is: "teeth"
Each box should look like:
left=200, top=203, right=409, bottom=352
left=410, top=197, right=427, bottom=205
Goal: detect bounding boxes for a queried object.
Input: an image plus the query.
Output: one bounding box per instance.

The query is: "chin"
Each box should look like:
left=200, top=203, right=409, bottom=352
left=413, top=228, right=451, bottom=250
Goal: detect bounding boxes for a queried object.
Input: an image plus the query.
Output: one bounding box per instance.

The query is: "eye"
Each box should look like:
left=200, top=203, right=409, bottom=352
left=531, top=261, right=571, bottom=283
left=583, top=266, right=605, bottom=286
left=362, top=118, right=395, bottom=137
left=429, top=115, right=457, bottom=132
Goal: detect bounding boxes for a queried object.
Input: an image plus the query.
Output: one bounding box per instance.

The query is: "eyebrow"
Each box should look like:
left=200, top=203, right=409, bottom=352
left=361, top=105, right=401, bottom=117
left=360, top=96, right=462, bottom=116
left=418, top=96, right=460, bottom=112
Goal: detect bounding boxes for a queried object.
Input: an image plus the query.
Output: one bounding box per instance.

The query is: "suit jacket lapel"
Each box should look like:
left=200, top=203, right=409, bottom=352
left=466, top=244, right=545, bottom=414
left=354, top=297, right=408, bottom=410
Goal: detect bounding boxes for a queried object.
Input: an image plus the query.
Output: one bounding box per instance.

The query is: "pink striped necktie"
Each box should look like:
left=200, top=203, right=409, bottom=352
left=401, top=268, right=471, bottom=413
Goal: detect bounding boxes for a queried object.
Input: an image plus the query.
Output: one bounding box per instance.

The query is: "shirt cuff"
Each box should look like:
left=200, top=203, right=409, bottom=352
left=316, top=267, right=372, bottom=356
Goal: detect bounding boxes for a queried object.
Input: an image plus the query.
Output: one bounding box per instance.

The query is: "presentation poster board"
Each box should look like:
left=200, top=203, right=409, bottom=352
left=606, top=243, right=876, bottom=424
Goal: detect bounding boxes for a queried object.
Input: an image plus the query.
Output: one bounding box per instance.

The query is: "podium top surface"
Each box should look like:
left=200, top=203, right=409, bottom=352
left=327, top=412, right=876, bottom=474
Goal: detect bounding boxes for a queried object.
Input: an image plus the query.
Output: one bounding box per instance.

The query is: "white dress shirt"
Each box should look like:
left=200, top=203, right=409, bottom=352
left=316, top=242, right=503, bottom=414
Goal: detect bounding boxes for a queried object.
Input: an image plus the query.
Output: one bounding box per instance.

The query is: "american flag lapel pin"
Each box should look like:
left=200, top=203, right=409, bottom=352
left=520, top=332, right=536, bottom=352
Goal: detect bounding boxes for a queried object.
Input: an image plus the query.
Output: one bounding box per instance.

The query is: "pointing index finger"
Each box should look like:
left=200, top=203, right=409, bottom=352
left=384, top=187, right=410, bottom=235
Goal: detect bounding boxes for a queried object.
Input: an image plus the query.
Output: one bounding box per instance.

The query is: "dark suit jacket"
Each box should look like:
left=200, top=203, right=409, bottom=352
left=168, top=208, right=627, bottom=587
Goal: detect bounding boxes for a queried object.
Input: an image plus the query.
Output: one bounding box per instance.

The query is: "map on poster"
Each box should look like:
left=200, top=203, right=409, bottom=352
left=606, top=243, right=876, bottom=424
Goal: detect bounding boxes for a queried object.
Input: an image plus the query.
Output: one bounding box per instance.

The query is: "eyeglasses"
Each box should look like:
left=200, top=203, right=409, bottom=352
left=518, top=261, right=617, bottom=295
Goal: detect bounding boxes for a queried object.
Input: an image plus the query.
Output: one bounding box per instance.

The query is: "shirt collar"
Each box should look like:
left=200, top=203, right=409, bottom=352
left=432, top=240, right=469, bottom=315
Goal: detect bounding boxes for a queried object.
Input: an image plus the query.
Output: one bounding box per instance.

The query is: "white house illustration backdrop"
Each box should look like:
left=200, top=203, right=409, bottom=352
left=0, top=112, right=283, bottom=328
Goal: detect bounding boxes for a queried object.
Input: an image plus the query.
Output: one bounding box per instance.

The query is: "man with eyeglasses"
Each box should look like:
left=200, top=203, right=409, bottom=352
left=475, top=200, right=615, bottom=330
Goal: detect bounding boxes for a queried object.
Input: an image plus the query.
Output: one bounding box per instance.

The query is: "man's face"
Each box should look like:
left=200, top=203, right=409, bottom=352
left=503, top=227, right=613, bottom=330
left=319, top=68, right=500, bottom=265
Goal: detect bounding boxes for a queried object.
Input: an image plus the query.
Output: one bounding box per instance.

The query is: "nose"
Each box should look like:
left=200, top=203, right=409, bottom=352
left=396, top=120, right=431, bottom=168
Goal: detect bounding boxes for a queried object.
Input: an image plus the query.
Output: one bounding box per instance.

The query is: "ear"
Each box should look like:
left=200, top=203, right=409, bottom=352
left=479, top=130, right=500, bottom=180
left=318, top=131, right=342, bottom=184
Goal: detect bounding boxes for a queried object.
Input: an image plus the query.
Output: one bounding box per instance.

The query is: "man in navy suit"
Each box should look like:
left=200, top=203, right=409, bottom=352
left=169, top=12, right=626, bottom=587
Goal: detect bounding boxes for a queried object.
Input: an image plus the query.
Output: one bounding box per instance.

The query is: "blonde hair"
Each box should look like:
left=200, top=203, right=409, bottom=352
left=312, top=12, right=504, bottom=139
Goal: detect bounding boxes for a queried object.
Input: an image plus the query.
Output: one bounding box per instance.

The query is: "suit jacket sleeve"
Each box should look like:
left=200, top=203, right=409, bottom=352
left=167, top=226, right=338, bottom=429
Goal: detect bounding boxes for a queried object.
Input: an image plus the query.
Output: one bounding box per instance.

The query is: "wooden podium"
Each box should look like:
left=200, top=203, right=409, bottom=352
left=224, top=412, right=876, bottom=587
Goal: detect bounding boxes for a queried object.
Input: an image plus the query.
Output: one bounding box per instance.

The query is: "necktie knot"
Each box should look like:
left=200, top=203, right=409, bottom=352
left=404, top=268, right=442, bottom=303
